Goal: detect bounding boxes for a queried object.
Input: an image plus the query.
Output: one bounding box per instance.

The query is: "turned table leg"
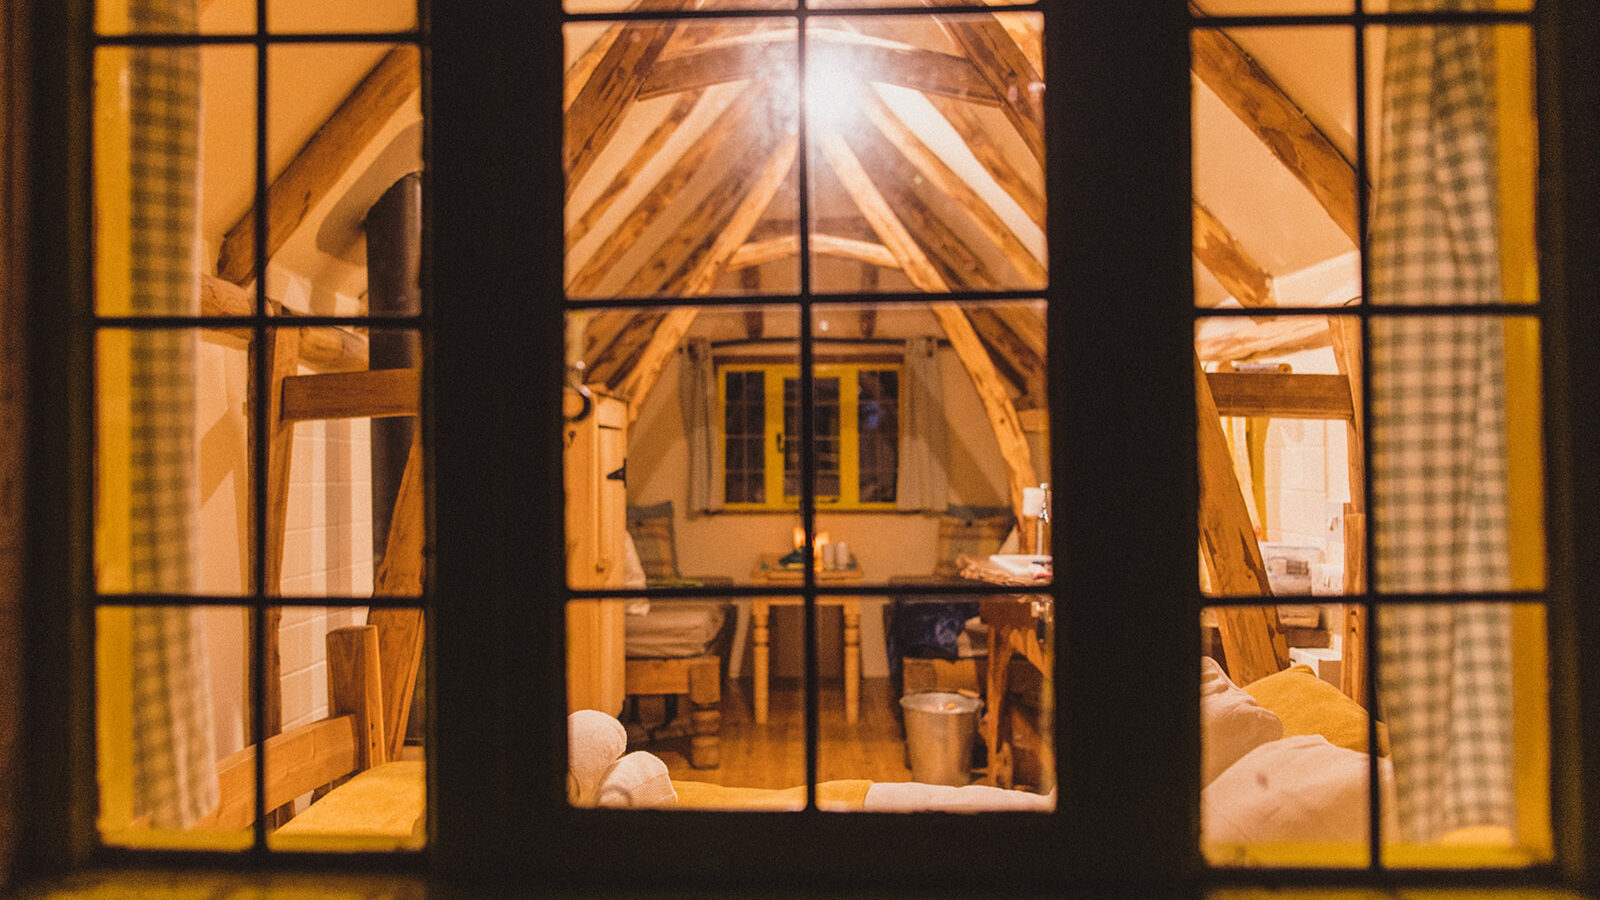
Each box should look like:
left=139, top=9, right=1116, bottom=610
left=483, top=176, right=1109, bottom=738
left=753, top=600, right=771, bottom=724
left=688, top=656, right=721, bottom=769
left=843, top=599, right=861, bottom=724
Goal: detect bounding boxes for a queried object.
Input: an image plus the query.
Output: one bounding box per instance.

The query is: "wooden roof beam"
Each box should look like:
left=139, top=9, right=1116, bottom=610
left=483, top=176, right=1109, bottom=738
left=1206, top=371, right=1354, bottom=420
left=568, top=90, right=705, bottom=249
left=726, top=234, right=901, bottom=271
left=637, top=31, right=1002, bottom=107
left=564, top=10, right=686, bottom=201
left=1194, top=316, right=1331, bottom=364
left=966, top=306, right=1046, bottom=405
left=935, top=6, right=1045, bottom=167
left=566, top=87, right=764, bottom=297
left=926, top=95, right=1045, bottom=230
left=216, top=46, right=420, bottom=285
left=859, top=89, right=1046, bottom=287
left=1193, top=200, right=1275, bottom=308
left=1190, top=20, right=1360, bottom=243
left=200, top=274, right=368, bottom=373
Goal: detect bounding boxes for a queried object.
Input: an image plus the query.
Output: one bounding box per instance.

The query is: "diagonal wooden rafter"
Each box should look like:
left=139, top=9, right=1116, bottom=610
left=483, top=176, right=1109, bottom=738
left=925, top=95, right=1046, bottom=229
left=829, top=119, right=1004, bottom=290
left=564, top=11, right=686, bottom=201
left=934, top=5, right=1045, bottom=168
left=568, top=90, right=705, bottom=249
left=1190, top=19, right=1361, bottom=243
left=216, top=46, right=420, bottom=285
left=1192, top=200, right=1275, bottom=307
left=567, top=87, right=765, bottom=297
left=610, top=133, right=798, bottom=424
left=858, top=88, right=1046, bottom=287
left=965, top=307, right=1046, bottom=406
left=1195, top=352, right=1290, bottom=685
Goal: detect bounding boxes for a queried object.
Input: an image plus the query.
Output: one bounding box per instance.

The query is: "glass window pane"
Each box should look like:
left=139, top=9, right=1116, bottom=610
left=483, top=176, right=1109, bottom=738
left=1196, top=315, right=1362, bottom=598
left=1369, top=317, right=1544, bottom=593
left=1376, top=603, right=1551, bottom=867
left=566, top=0, right=794, bottom=12
left=268, top=609, right=425, bottom=851
left=1366, top=24, right=1536, bottom=306
left=564, top=18, right=800, bottom=300
left=98, top=0, right=254, bottom=35
left=1200, top=603, right=1375, bottom=867
left=1191, top=25, right=1358, bottom=309
left=565, top=305, right=801, bottom=584
left=97, top=605, right=255, bottom=850
left=276, top=327, right=421, bottom=599
left=97, top=328, right=253, bottom=595
left=825, top=593, right=1056, bottom=813
left=268, top=0, right=419, bottom=34
left=566, top=597, right=807, bottom=810
left=262, top=45, right=422, bottom=316
left=1191, top=0, right=1355, bottom=12
left=97, top=45, right=255, bottom=316
left=808, top=14, right=1045, bottom=294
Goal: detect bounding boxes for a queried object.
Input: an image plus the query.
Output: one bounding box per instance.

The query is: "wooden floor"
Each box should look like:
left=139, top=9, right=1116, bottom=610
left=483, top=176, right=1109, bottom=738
left=636, top=677, right=914, bottom=788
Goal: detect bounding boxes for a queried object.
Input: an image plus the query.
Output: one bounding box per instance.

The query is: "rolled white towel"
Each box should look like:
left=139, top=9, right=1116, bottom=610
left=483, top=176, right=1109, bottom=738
left=597, top=751, right=678, bottom=809
left=568, top=709, right=628, bottom=807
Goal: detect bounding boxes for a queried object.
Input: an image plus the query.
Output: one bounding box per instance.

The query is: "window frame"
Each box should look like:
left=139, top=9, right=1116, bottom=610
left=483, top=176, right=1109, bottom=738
left=717, top=360, right=902, bottom=512
left=17, top=0, right=1600, bottom=894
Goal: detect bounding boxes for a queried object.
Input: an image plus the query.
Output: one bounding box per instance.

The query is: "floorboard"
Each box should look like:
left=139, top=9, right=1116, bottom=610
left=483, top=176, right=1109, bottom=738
left=635, top=677, right=915, bottom=788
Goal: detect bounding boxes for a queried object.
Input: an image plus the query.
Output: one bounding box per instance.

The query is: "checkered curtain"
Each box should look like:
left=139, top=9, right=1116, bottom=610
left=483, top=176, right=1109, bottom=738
left=125, top=0, right=217, bottom=829
left=1368, top=0, right=1515, bottom=843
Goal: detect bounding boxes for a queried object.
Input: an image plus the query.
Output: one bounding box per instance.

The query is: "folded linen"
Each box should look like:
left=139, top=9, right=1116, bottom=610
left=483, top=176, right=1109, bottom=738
left=862, top=782, right=1055, bottom=813
left=568, top=709, right=628, bottom=807
left=598, top=751, right=678, bottom=809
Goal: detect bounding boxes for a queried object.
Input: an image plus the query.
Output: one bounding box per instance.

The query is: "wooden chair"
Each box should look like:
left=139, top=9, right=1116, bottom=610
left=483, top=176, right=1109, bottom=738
left=623, top=502, right=732, bottom=769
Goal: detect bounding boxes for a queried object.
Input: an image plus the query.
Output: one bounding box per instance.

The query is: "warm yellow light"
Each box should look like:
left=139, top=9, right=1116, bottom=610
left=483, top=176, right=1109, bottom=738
left=804, top=58, right=859, bottom=131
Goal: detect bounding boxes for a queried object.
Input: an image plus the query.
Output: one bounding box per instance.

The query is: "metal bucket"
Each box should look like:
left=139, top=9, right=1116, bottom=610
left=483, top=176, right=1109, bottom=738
left=899, top=691, right=983, bottom=786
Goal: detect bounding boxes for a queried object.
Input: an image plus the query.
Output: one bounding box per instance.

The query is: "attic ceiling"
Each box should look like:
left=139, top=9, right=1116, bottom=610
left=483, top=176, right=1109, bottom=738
left=191, top=2, right=1366, bottom=388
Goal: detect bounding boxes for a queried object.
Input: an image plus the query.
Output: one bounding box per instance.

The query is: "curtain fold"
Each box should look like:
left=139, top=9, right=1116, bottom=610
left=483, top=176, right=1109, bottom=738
left=1368, top=0, right=1515, bottom=843
left=896, top=337, right=948, bottom=512
left=679, top=337, right=723, bottom=514
left=125, top=0, right=217, bottom=829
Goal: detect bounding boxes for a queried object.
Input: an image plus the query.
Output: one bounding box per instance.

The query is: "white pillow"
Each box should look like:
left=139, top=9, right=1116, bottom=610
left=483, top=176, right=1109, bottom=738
left=1202, top=734, right=1396, bottom=846
left=1200, top=656, right=1282, bottom=787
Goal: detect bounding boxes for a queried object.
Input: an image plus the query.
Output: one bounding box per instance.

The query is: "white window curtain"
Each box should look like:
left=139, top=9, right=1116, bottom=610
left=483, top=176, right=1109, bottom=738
left=125, top=0, right=217, bottom=829
left=896, top=336, right=948, bottom=512
left=1368, top=0, right=1515, bottom=843
left=679, top=337, right=723, bottom=514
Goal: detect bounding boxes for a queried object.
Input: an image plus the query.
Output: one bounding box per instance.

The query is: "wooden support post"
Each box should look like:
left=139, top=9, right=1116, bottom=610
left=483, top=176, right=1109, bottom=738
left=371, top=435, right=427, bottom=762
left=1195, top=353, right=1289, bottom=685
left=1329, top=316, right=1368, bottom=703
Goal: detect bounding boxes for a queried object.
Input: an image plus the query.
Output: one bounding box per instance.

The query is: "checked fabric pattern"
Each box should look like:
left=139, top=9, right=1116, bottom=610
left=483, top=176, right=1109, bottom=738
left=1367, top=0, right=1516, bottom=844
left=124, top=0, right=218, bottom=830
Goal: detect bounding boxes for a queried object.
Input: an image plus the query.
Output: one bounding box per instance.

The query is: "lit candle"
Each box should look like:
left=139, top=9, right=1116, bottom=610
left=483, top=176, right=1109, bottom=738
left=793, top=525, right=805, bottom=550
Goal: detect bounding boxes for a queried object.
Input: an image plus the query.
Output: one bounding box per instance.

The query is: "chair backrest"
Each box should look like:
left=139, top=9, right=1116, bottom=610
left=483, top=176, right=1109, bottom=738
left=626, top=501, right=679, bottom=581
left=934, top=504, right=1015, bottom=577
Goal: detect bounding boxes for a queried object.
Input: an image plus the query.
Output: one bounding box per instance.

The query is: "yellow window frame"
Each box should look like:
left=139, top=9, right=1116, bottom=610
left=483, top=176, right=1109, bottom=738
left=718, top=362, right=900, bottom=512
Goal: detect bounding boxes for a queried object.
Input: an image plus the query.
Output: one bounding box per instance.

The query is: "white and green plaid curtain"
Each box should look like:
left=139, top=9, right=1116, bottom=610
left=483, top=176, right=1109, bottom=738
left=125, top=0, right=217, bottom=830
left=1368, top=0, right=1515, bottom=843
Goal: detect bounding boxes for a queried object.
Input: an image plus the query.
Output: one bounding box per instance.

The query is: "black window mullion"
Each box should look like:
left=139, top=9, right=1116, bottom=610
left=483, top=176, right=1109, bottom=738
left=1053, top=1, right=1197, bottom=885
left=795, top=5, right=819, bottom=812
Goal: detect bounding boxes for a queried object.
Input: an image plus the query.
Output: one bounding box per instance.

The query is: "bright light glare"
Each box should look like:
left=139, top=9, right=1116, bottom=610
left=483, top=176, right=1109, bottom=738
left=804, top=59, right=860, bottom=130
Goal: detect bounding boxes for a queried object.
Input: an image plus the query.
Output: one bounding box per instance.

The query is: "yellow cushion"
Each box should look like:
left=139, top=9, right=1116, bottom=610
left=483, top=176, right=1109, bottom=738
left=672, top=779, right=872, bottom=811
left=1244, top=665, right=1389, bottom=757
